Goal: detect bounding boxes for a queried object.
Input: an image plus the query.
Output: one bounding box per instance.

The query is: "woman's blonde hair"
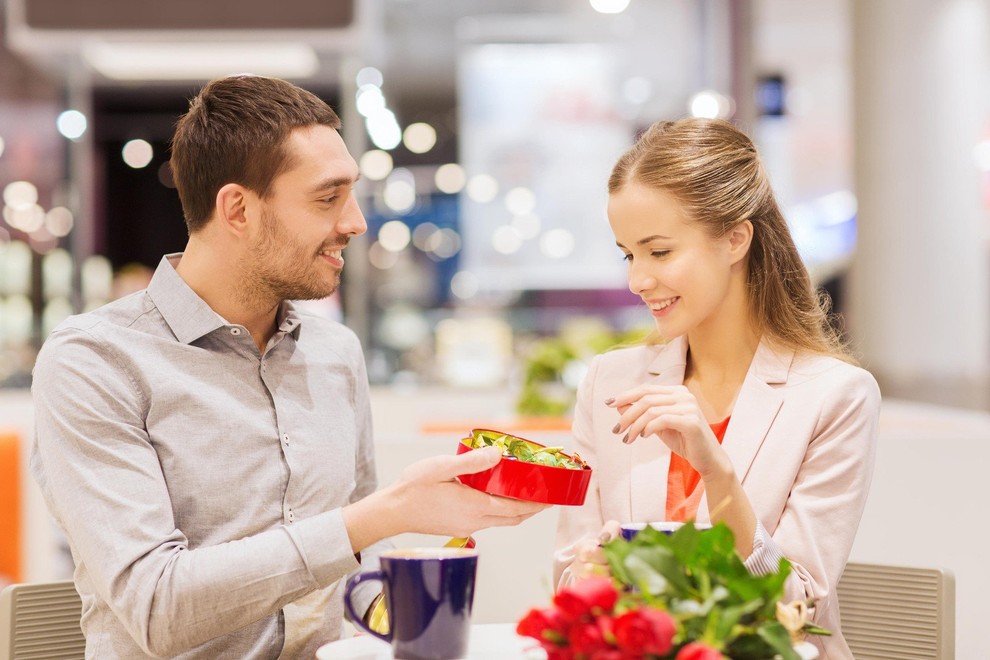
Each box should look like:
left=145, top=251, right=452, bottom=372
left=608, top=118, right=851, bottom=363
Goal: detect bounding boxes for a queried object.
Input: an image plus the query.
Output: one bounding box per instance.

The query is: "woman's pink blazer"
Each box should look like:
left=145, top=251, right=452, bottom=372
left=555, top=336, right=881, bottom=659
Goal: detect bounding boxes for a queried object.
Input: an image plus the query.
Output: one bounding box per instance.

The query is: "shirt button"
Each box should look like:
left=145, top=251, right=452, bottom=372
left=287, top=509, right=295, bottom=523
left=282, top=433, right=289, bottom=446
left=230, top=327, right=242, bottom=336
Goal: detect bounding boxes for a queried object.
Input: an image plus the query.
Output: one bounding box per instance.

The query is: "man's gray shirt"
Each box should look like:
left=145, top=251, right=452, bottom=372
left=31, top=254, right=386, bottom=658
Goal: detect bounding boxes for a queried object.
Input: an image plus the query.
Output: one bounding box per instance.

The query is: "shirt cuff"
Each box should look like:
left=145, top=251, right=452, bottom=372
left=743, top=520, right=788, bottom=576
left=284, top=508, right=362, bottom=587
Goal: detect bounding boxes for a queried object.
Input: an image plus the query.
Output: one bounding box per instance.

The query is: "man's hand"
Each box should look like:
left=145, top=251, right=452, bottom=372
left=344, top=447, right=549, bottom=552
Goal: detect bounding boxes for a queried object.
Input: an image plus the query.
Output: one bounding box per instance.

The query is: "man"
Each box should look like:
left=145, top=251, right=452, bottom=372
left=31, top=75, right=545, bottom=658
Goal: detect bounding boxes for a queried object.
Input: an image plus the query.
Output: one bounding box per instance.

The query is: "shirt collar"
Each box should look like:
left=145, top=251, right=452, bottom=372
left=277, top=300, right=303, bottom=338
left=147, top=253, right=303, bottom=344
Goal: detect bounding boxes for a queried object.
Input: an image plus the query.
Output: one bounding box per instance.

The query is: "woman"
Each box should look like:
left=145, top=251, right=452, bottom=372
left=554, top=118, right=879, bottom=659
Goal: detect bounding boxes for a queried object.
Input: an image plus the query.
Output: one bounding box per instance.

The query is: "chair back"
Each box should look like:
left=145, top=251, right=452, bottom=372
left=838, top=562, right=954, bottom=660
left=0, top=581, right=84, bottom=660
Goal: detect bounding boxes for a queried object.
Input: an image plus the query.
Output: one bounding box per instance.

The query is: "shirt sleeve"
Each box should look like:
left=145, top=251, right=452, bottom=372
left=343, top=346, right=393, bottom=618
left=30, top=327, right=363, bottom=657
left=743, top=519, right=787, bottom=575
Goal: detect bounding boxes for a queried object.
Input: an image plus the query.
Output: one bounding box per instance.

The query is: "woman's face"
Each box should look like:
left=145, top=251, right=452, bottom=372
left=608, top=182, right=745, bottom=340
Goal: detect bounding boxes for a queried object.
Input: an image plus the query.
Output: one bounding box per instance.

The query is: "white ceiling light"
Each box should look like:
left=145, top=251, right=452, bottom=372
left=689, top=90, right=734, bottom=119
left=590, top=0, right=631, bottom=14
left=83, top=42, right=319, bottom=81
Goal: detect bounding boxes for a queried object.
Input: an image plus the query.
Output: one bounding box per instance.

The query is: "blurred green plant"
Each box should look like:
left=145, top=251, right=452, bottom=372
left=516, top=319, right=650, bottom=418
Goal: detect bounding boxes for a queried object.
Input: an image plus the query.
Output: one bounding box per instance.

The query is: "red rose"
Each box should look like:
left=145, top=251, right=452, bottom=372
left=568, top=619, right=609, bottom=655
left=596, top=613, right=616, bottom=645
left=553, top=576, right=620, bottom=620
left=516, top=607, right=569, bottom=644
left=613, top=607, right=676, bottom=655
left=544, top=649, right=574, bottom=660
left=676, top=641, right=724, bottom=660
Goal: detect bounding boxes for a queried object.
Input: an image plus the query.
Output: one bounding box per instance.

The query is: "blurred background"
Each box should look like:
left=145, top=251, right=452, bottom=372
left=2, top=0, right=988, bottom=407
left=1, top=0, right=989, bottom=654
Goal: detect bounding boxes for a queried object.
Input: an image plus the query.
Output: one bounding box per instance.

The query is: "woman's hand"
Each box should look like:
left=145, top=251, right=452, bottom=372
left=607, top=385, right=729, bottom=479
left=568, top=520, right=622, bottom=580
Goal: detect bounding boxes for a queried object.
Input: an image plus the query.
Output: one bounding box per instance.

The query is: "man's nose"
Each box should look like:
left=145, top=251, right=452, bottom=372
left=340, top=194, right=367, bottom=237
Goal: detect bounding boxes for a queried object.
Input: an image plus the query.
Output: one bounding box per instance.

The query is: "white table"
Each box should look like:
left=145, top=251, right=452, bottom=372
left=316, top=623, right=821, bottom=660
left=315, top=623, right=545, bottom=659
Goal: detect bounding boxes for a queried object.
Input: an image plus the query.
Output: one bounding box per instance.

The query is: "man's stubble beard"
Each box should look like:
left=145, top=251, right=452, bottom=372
left=241, top=208, right=341, bottom=308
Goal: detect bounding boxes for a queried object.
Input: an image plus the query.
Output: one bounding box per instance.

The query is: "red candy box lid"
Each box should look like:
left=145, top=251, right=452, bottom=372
left=456, top=428, right=592, bottom=506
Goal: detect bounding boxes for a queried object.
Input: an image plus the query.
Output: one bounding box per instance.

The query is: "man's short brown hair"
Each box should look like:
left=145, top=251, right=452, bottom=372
left=169, top=75, right=341, bottom=233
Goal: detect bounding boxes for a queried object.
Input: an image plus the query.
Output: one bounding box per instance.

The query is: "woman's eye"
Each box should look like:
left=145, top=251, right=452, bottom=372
left=621, top=253, right=633, bottom=263
left=651, top=250, right=670, bottom=259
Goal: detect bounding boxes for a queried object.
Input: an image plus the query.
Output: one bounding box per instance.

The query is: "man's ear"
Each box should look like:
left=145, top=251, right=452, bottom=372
left=214, top=183, right=253, bottom=237
left=727, top=219, right=753, bottom=265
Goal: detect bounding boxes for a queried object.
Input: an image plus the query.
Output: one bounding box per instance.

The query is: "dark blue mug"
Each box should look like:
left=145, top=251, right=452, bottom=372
left=344, top=547, right=478, bottom=660
left=620, top=521, right=712, bottom=540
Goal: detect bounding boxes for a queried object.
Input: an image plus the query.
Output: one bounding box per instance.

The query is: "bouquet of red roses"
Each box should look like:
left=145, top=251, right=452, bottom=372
left=516, top=522, right=827, bottom=660
left=517, top=575, right=722, bottom=660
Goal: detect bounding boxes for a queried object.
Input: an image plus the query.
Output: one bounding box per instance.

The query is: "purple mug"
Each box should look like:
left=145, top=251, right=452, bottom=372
left=344, top=547, right=478, bottom=660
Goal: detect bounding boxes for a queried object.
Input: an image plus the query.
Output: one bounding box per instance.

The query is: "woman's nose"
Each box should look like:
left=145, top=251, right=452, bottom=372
left=628, top=264, right=656, bottom=294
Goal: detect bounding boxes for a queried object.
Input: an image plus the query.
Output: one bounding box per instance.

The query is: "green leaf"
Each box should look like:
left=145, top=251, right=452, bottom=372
left=756, top=622, right=801, bottom=660
left=626, top=544, right=691, bottom=595
left=625, top=554, right=669, bottom=594
left=712, top=601, right=756, bottom=640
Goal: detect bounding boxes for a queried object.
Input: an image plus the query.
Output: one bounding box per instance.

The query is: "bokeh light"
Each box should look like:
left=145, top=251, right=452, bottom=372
left=360, top=149, right=394, bottom=181
left=378, top=220, right=412, bottom=252
left=590, top=0, right=631, bottom=14
left=56, top=110, right=88, bottom=139
left=435, top=164, right=466, bottom=194
left=122, top=139, right=154, bottom=168
left=403, top=122, right=437, bottom=154
left=466, top=174, right=498, bottom=203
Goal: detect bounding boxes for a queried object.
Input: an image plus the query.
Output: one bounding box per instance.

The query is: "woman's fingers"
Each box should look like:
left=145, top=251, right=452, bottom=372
left=606, top=384, right=689, bottom=409
left=600, top=520, right=622, bottom=543
left=621, top=402, right=698, bottom=443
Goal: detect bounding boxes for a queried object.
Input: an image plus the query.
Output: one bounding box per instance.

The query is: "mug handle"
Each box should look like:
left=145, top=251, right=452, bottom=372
left=344, top=571, right=390, bottom=643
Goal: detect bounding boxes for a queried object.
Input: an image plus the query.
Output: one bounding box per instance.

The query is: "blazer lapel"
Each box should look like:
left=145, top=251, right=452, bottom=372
left=696, top=340, right=791, bottom=522
left=629, top=337, right=687, bottom=522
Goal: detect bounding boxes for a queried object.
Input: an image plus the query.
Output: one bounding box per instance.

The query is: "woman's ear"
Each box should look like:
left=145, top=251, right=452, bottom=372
left=727, top=219, right=753, bottom=265
left=214, top=183, right=252, bottom=238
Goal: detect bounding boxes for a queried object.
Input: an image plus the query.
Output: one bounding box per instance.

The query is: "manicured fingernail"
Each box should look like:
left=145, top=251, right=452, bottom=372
left=611, top=423, right=620, bottom=434
left=604, top=397, right=615, bottom=405
left=622, top=433, right=630, bottom=444
left=598, top=532, right=612, bottom=544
